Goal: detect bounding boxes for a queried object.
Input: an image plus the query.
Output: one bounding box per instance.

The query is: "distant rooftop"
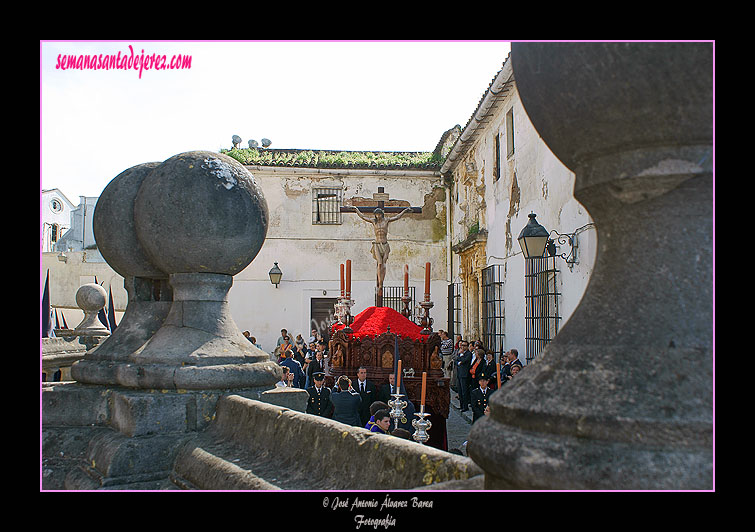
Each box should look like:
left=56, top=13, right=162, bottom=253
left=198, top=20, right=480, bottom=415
left=220, top=147, right=444, bottom=170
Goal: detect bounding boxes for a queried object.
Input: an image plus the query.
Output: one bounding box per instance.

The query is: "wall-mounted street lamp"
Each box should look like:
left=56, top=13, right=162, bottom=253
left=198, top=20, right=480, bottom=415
left=517, top=213, right=550, bottom=259
left=269, top=262, right=282, bottom=288
left=518, top=212, right=590, bottom=271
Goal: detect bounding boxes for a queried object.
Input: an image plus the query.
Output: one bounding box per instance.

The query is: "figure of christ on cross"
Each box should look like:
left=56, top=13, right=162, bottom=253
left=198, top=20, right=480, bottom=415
left=341, top=188, right=420, bottom=306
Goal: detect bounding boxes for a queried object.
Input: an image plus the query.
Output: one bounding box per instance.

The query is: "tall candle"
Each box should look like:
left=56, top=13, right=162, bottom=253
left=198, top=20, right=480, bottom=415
left=345, top=259, right=351, bottom=297
left=497, top=360, right=501, bottom=389
left=403, top=264, right=409, bottom=296
left=424, top=262, right=431, bottom=302
left=396, top=360, right=402, bottom=390
left=340, top=263, right=345, bottom=297
left=420, top=371, right=427, bottom=406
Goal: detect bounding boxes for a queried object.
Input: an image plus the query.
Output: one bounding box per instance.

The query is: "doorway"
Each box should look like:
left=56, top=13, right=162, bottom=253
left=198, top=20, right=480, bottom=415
left=310, top=297, right=339, bottom=342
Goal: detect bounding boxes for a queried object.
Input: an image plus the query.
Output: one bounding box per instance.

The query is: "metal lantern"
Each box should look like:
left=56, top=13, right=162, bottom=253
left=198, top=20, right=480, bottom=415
left=268, top=262, right=282, bottom=287
left=517, top=213, right=550, bottom=259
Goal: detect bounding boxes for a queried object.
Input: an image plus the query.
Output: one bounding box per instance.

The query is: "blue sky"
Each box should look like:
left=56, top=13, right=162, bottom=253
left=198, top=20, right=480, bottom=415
left=40, top=40, right=511, bottom=199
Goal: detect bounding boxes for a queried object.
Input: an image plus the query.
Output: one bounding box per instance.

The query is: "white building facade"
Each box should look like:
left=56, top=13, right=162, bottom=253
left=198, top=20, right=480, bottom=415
left=224, top=157, right=449, bottom=352
left=443, top=55, right=596, bottom=364
left=41, top=54, right=597, bottom=361
left=41, top=189, right=76, bottom=253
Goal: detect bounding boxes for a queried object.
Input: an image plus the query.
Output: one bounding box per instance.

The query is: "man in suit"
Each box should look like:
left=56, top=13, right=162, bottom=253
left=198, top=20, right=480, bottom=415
left=470, top=374, right=492, bottom=423
left=509, top=348, right=523, bottom=370
left=377, top=373, right=415, bottom=432
left=455, top=340, right=473, bottom=412
left=501, top=349, right=524, bottom=382
left=306, top=372, right=333, bottom=418
left=480, top=351, right=498, bottom=390
left=378, top=372, right=407, bottom=403
left=330, top=375, right=362, bottom=426
left=354, top=366, right=378, bottom=426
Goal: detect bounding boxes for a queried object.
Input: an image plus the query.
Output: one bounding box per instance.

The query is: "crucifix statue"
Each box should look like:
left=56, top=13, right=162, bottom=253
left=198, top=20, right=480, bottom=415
left=341, top=187, right=421, bottom=307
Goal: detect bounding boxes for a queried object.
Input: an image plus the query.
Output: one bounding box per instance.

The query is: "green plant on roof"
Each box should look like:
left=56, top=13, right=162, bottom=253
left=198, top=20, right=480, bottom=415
left=221, top=147, right=445, bottom=168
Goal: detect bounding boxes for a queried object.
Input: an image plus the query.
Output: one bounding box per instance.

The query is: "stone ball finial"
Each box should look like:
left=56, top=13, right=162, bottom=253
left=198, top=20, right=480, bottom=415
left=133, top=151, right=269, bottom=276
left=93, top=162, right=167, bottom=279
left=76, top=283, right=107, bottom=311
left=73, top=283, right=110, bottom=337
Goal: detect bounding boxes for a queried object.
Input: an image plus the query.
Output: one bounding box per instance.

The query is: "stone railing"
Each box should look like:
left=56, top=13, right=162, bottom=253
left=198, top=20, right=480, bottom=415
left=42, top=336, right=90, bottom=381
left=171, top=394, right=482, bottom=490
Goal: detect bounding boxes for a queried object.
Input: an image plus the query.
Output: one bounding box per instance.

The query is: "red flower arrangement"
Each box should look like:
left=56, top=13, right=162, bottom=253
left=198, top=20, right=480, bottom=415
left=332, top=306, right=426, bottom=341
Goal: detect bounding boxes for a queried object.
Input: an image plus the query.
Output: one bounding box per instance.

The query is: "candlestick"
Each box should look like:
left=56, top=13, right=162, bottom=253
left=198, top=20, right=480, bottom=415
left=412, top=405, right=432, bottom=444
left=388, top=392, right=408, bottom=432
left=404, top=264, right=409, bottom=296
left=420, top=371, right=427, bottom=407
left=417, top=300, right=434, bottom=335
left=345, top=259, right=351, bottom=298
left=424, top=262, right=430, bottom=302
left=340, top=263, right=345, bottom=297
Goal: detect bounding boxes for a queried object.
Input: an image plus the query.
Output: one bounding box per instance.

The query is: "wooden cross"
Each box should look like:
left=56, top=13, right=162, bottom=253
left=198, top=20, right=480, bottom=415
left=340, top=187, right=423, bottom=215
left=340, top=187, right=423, bottom=307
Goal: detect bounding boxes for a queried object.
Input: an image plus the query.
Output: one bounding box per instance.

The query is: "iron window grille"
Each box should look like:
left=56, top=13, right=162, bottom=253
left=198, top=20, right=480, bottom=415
left=482, top=264, right=505, bottom=361
left=524, top=255, right=561, bottom=364
left=382, top=286, right=415, bottom=320
left=312, top=187, right=343, bottom=224
left=447, top=282, right=462, bottom=340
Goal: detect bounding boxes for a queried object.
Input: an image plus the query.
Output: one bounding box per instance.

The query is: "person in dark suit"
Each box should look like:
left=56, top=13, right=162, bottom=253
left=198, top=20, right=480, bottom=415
left=501, top=349, right=524, bottom=382
left=306, top=350, right=326, bottom=385
left=376, top=376, right=416, bottom=432
left=378, top=372, right=407, bottom=403
left=470, top=374, right=492, bottom=423
left=509, top=348, right=524, bottom=371
left=354, top=366, right=378, bottom=426
left=330, top=375, right=362, bottom=426
left=455, top=340, right=473, bottom=412
left=306, top=372, right=333, bottom=418
left=480, top=351, right=498, bottom=390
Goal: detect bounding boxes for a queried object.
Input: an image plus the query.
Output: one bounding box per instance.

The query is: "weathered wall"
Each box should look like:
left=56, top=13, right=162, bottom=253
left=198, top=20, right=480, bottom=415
left=448, top=80, right=596, bottom=358
left=228, top=167, right=448, bottom=352
left=41, top=166, right=448, bottom=354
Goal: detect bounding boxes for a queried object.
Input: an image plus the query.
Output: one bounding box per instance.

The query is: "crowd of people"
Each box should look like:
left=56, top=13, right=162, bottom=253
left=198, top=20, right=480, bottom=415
left=244, top=326, right=416, bottom=439
left=293, top=364, right=415, bottom=440
left=243, top=328, right=331, bottom=390
left=244, top=326, right=525, bottom=433
left=439, top=330, right=524, bottom=423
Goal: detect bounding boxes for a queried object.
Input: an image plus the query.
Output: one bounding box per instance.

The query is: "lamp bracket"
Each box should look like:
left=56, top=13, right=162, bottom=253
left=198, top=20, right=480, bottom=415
left=547, top=230, right=578, bottom=270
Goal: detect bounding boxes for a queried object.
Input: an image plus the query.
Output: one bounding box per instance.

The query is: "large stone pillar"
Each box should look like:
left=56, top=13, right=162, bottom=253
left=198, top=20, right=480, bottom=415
left=51, top=152, right=281, bottom=489
left=72, top=152, right=280, bottom=390
left=468, top=42, right=713, bottom=490
left=71, top=162, right=173, bottom=385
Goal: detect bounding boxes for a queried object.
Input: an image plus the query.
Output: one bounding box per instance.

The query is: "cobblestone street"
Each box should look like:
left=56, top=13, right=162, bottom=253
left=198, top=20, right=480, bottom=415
left=445, top=390, right=474, bottom=454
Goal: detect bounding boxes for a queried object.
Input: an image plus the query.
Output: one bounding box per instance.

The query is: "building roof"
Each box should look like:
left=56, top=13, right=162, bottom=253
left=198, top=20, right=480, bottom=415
left=221, top=147, right=443, bottom=170
left=440, top=53, right=515, bottom=175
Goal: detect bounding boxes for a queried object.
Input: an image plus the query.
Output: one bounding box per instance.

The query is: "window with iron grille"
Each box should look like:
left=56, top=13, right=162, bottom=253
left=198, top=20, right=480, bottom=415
left=383, top=286, right=415, bottom=320
left=312, top=187, right=343, bottom=224
left=524, top=255, right=561, bottom=364
left=482, top=264, right=505, bottom=360
left=447, top=282, right=462, bottom=339
left=453, top=282, right=462, bottom=339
